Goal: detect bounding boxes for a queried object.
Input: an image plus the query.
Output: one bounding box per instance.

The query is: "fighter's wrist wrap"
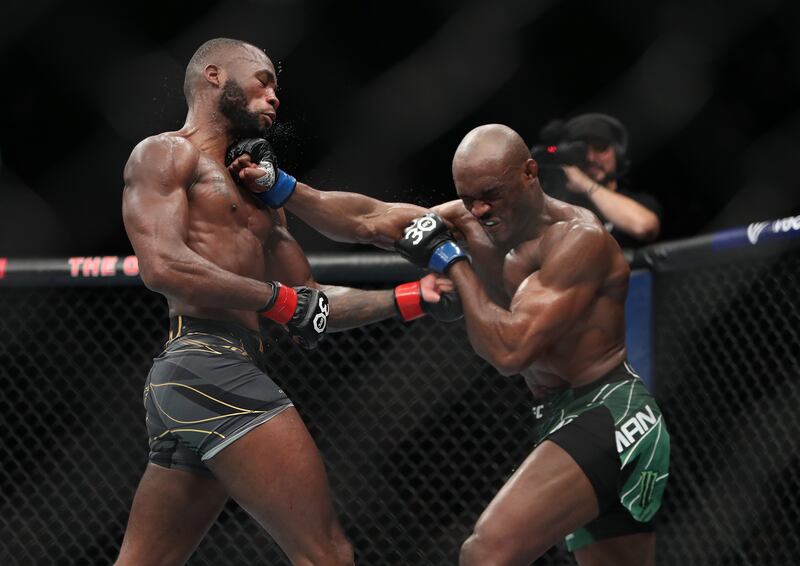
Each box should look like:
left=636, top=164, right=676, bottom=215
left=395, top=212, right=469, bottom=274
left=254, top=169, right=297, bottom=208
left=428, top=241, right=468, bottom=273
left=258, top=282, right=298, bottom=324
left=225, top=137, right=297, bottom=208
left=394, top=281, right=426, bottom=322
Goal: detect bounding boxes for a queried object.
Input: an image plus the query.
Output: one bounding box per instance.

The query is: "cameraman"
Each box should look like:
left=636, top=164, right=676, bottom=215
left=536, top=113, right=661, bottom=248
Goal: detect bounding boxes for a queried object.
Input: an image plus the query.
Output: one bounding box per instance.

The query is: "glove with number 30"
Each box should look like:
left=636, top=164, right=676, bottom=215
left=394, top=212, right=469, bottom=273
left=259, top=282, right=329, bottom=350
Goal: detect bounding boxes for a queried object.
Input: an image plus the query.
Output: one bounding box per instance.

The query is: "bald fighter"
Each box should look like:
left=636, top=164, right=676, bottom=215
left=228, top=124, right=670, bottom=565
left=116, top=38, right=457, bottom=566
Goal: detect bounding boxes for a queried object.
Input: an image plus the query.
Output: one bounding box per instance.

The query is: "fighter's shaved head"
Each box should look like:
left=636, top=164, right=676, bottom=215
left=452, top=124, right=532, bottom=179
left=183, top=38, right=265, bottom=102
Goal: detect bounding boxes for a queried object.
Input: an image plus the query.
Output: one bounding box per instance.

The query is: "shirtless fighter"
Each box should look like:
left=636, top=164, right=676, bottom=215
left=115, top=38, right=458, bottom=566
left=227, top=123, right=670, bottom=565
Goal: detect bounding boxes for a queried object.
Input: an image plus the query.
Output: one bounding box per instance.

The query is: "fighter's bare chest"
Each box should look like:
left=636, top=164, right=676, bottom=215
left=467, top=242, right=542, bottom=307
left=187, top=162, right=275, bottom=238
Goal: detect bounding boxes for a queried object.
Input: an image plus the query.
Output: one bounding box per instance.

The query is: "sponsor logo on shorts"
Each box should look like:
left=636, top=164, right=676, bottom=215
left=615, top=404, right=658, bottom=453
left=532, top=404, right=544, bottom=419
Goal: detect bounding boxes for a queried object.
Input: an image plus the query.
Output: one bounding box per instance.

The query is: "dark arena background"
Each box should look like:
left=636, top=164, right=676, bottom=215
left=1, top=1, right=800, bottom=565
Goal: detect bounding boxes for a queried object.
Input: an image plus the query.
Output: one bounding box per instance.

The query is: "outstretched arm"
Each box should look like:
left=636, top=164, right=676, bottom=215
left=264, top=209, right=457, bottom=331
left=122, top=136, right=275, bottom=310
left=226, top=146, right=456, bottom=249
left=287, top=182, right=436, bottom=250
left=446, top=224, right=611, bottom=375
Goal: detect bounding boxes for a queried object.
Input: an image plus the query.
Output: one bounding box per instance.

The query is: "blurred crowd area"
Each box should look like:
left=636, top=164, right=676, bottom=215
left=1, top=0, right=799, bottom=256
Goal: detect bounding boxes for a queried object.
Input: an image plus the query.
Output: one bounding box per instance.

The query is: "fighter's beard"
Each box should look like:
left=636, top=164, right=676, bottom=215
left=218, top=79, right=269, bottom=139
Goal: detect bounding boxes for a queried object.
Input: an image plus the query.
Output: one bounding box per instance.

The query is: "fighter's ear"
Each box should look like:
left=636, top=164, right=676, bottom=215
left=203, top=64, right=223, bottom=88
left=524, top=157, right=539, bottom=179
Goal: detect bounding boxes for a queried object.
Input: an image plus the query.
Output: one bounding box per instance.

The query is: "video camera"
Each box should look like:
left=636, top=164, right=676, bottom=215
left=529, top=119, right=587, bottom=199
left=531, top=113, right=631, bottom=198
left=530, top=140, right=588, bottom=167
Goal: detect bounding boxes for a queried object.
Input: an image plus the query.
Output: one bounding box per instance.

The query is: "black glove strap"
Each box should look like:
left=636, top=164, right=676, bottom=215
left=257, top=281, right=279, bottom=313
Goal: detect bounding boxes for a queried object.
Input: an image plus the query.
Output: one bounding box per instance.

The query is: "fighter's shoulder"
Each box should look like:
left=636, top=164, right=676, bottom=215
left=125, top=133, right=201, bottom=181
left=542, top=218, right=608, bottom=256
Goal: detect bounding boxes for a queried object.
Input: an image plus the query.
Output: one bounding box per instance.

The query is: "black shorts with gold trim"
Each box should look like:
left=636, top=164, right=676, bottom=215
left=143, top=315, right=293, bottom=477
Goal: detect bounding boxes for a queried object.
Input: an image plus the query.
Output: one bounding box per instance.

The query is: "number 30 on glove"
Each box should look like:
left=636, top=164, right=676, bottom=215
left=259, top=282, right=329, bottom=350
left=395, top=212, right=468, bottom=273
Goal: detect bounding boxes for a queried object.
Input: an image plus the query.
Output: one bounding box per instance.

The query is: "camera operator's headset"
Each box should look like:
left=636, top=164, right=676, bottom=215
left=563, top=112, right=631, bottom=178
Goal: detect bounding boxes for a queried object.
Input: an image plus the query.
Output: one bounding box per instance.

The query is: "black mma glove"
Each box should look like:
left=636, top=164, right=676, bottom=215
left=225, top=138, right=296, bottom=208
left=424, top=289, right=463, bottom=322
left=259, top=282, right=329, bottom=350
left=395, top=212, right=468, bottom=273
left=394, top=281, right=463, bottom=322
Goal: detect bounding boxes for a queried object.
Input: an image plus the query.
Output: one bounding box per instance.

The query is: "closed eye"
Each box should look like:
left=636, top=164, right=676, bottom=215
left=482, top=189, right=499, bottom=202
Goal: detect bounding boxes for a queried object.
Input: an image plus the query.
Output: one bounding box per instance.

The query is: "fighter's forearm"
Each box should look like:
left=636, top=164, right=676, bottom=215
left=319, top=285, right=398, bottom=331
left=287, top=182, right=428, bottom=250
left=447, top=262, right=536, bottom=376
left=141, top=247, right=272, bottom=311
left=588, top=188, right=660, bottom=241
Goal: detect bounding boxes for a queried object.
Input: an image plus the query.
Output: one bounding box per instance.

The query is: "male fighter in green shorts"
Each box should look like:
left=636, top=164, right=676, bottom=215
left=226, top=123, right=670, bottom=565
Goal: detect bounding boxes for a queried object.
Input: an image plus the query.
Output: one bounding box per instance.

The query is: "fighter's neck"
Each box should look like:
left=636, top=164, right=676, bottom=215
left=513, top=193, right=556, bottom=245
left=180, top=108, right=233, bottom=162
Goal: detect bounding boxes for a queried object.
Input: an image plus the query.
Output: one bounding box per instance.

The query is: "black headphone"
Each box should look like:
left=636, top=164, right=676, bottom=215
left=563, top=113, right=631, bottom=178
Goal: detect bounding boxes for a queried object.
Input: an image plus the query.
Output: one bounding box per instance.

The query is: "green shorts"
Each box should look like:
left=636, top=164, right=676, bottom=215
left=533, top=361, right=670, bottom=551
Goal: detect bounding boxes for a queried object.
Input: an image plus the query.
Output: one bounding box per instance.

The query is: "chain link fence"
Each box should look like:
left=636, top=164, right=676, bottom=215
left=0, top=284, right=569, bottom=565
left=1, top=246, right=799, bottom=564
left=653, top=248, right=800, bottom=566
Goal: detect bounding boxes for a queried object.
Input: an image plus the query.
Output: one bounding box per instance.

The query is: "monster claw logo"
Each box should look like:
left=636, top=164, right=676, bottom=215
left=746, top=221, right=769, bottom=245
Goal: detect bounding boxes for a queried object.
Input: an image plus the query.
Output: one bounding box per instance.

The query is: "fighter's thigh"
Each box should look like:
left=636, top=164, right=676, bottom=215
left=205, top=407, right=345, bottom=554
left=115, top=464, right=228, bottom=566
left=574, top=532, right=656, bottom=566
left=472, top=440, right=600, bottom=558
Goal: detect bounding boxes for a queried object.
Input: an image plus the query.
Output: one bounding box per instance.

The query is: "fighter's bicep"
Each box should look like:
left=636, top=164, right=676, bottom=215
left=123, top=179, right=190, bottom=243
left=121, top=137, right=198, bottom=270
left=511, top=273, right=598, bottom=339
left=509, top=226, right=610, bottom=346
